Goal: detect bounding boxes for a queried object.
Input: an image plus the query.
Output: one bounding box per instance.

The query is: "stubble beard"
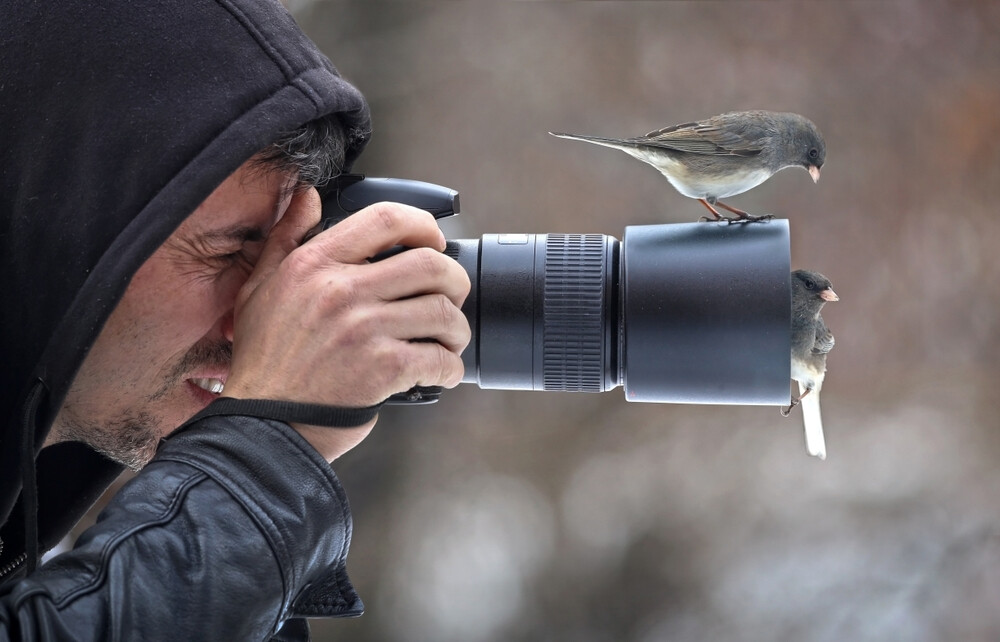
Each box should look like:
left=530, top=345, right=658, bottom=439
left=57, top=340, right=232, bottom=472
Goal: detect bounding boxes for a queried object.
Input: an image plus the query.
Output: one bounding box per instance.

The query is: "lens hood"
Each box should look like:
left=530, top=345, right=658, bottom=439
left=621, top=221, right=790, bottom=404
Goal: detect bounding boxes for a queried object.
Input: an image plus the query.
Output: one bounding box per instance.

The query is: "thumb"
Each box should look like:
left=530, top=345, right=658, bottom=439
left=237, top=187, right=321, bottom=308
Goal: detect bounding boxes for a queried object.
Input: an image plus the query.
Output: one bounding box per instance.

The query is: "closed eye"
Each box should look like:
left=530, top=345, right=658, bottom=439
left=214, top=241, right=264, bottom=271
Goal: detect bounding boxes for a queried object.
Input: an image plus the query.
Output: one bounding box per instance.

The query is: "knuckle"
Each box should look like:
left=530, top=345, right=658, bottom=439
left=412, top=343, right=456, bottom=388
left=366, top=202, right=402, bottom=235
left=454, top=263, right=472, bottom=295
left=365, top=202, right=436, bottom=237
left=455, top=314, right=472, bottom=348
left=432, top=347, right=462, bottom=387
left=318, top=272, right=360, bottom=310
left=407, top=246, right=446, bottom=276
left=432, top=347, right=451, bottom=381
left=451, top=267, right=472, bottom=304
left=340, top=306, right=373, bottom=338
left=432, top=292, right=455, bottom=327
left=284, top=247, right=318, bottom=277
left=377, top=347, right=410, bottom=383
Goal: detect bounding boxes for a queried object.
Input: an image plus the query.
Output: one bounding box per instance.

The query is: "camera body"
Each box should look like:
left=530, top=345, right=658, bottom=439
left=318, top=175, right=791, bottom=406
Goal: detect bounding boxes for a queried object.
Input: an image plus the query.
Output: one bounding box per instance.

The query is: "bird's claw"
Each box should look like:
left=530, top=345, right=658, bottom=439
left=698, top=213, right=774, bottom=224
left=780, top=399, right=799, bottom=417
left=725, top=213, right=774, bottom=225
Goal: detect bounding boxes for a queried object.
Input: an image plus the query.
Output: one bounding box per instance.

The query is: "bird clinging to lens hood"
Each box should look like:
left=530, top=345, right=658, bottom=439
left=785, top=269, right=839, bottom=460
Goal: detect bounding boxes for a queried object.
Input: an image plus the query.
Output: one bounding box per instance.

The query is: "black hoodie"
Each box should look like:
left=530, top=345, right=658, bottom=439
left=1, top=0, right=371, bottom=635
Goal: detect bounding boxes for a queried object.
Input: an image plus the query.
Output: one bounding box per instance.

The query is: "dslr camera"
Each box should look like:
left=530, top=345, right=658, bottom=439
left=316, top=175, right=791, bottom=406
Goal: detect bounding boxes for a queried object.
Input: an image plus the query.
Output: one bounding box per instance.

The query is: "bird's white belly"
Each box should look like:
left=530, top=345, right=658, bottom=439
left=675, top=166, right=773, bottom=200
left=627, top=149, right=772, bottom=200
left=790, top=360, right=821, bottom=391
left=704, top=168, right=773, bottom=199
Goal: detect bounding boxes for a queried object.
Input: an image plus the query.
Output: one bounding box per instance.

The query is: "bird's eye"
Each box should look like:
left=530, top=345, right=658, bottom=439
left=808, top=148, right=819, bottom=159
left=804, top=279, right=816, bottom=289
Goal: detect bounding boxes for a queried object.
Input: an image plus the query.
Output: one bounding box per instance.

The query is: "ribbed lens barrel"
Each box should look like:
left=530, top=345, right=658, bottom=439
left=447, top=234, right=619, bottom=392
left=541, top=234, right=617, bottom=392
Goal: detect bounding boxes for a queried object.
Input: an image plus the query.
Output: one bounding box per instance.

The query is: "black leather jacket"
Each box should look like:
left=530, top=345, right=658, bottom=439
left=1, top=415, right=362, bottom=641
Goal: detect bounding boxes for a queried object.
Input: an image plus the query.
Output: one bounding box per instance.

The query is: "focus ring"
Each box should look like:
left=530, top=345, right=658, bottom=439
left=542, top=234, right=606, bottom=391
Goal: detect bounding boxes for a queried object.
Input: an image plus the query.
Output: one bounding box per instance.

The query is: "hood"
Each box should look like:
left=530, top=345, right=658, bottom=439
left=1, top=0, right=371, bottom=573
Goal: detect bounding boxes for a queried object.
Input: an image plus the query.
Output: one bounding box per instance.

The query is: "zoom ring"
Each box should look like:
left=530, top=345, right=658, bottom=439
left=542, top=234, right=607, bottom=391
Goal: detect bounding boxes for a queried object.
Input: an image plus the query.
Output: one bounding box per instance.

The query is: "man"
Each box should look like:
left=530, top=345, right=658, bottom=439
left=0, top=1, right=471, bottom=639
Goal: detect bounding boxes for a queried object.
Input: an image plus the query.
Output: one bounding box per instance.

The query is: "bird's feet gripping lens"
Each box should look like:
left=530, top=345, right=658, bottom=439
left=714, top=213, right=776, bottom=224
left=780, top=399, right=800, bottom=417
left=697, top=199, right=774, bottom=224
left=699, top=213, right=776, bottom=224
left=731, top=212, right=774, bottom=224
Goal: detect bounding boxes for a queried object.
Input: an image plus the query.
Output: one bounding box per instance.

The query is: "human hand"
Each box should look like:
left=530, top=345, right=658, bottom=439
left=223, top=188, right=471, bottom=461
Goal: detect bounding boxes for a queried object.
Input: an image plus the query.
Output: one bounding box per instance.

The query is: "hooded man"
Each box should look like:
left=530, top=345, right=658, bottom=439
left=1, top=1, right=471, bottom=639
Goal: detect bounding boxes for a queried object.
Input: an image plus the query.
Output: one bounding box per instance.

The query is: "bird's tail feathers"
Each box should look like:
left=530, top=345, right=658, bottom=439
left=548, top=131, right=634, bottom=151
left=798, top=381, right=826, bottom=460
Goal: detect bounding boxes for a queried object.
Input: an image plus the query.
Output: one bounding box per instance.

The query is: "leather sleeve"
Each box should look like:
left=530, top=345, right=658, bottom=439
left=0, top=416, right=362, bottom=641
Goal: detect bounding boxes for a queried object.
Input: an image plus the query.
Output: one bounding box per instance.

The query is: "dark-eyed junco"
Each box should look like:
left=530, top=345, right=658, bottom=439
left=550, top=111, right=825, bottom=222
left=784, top=269, right=838, bottom=460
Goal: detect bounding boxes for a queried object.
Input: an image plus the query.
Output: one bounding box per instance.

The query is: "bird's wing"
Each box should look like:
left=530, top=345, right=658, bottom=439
left=812, top=315, right=835, bottom=355
left=637, top=118, right=764, bottom=157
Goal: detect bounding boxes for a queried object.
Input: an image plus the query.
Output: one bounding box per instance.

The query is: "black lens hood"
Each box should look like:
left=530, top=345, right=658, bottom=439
left=621, top=220, right=790, bottom=404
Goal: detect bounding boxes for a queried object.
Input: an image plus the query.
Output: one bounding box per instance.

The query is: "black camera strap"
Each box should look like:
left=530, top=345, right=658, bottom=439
left=187, top=397, right=383, bottom=429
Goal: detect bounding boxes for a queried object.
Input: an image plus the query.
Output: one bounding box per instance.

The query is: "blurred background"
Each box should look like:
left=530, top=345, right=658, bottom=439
left=72, top=2, right=998, bottom=640
left=285, top=2, right=1000, bottom=641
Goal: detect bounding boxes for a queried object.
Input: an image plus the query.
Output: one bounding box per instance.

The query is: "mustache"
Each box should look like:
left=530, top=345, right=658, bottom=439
left=151, top=339, right=233, bottom=402
left=175, top=339, right=233, bottom=374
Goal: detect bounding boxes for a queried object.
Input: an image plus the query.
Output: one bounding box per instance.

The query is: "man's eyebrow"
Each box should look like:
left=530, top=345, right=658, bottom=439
left=201, top=225, right=267, bottom=245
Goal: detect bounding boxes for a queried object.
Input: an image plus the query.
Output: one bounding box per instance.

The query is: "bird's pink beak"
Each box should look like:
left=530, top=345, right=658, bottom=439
left=808, top=165, right=821, bottom=183
left=820, top=287, right=839, bottom=302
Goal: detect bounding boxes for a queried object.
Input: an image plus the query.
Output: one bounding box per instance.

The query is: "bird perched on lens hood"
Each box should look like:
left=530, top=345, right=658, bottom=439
left=785, top=269, right=839, bottom=460
left=550, top=110, right=825, bottom=222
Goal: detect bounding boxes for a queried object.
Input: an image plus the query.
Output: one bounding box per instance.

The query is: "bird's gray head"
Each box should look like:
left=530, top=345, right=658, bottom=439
left=782, top=114, right=826, bottom=182
left=791, top=269, right=838, bottom=310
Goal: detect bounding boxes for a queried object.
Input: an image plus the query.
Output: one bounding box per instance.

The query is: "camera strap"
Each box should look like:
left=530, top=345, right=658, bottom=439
left=187, top=397, right=383, bottom=429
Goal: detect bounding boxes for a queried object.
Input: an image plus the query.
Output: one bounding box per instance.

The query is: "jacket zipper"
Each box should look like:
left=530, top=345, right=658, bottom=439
left=0, top=537, right=27, bottom=581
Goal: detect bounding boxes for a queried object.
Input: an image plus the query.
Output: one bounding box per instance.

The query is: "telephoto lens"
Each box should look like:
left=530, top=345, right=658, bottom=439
left=447, top=222, right=791, bottom=405
left=321, top=176, right=791, bottom=406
